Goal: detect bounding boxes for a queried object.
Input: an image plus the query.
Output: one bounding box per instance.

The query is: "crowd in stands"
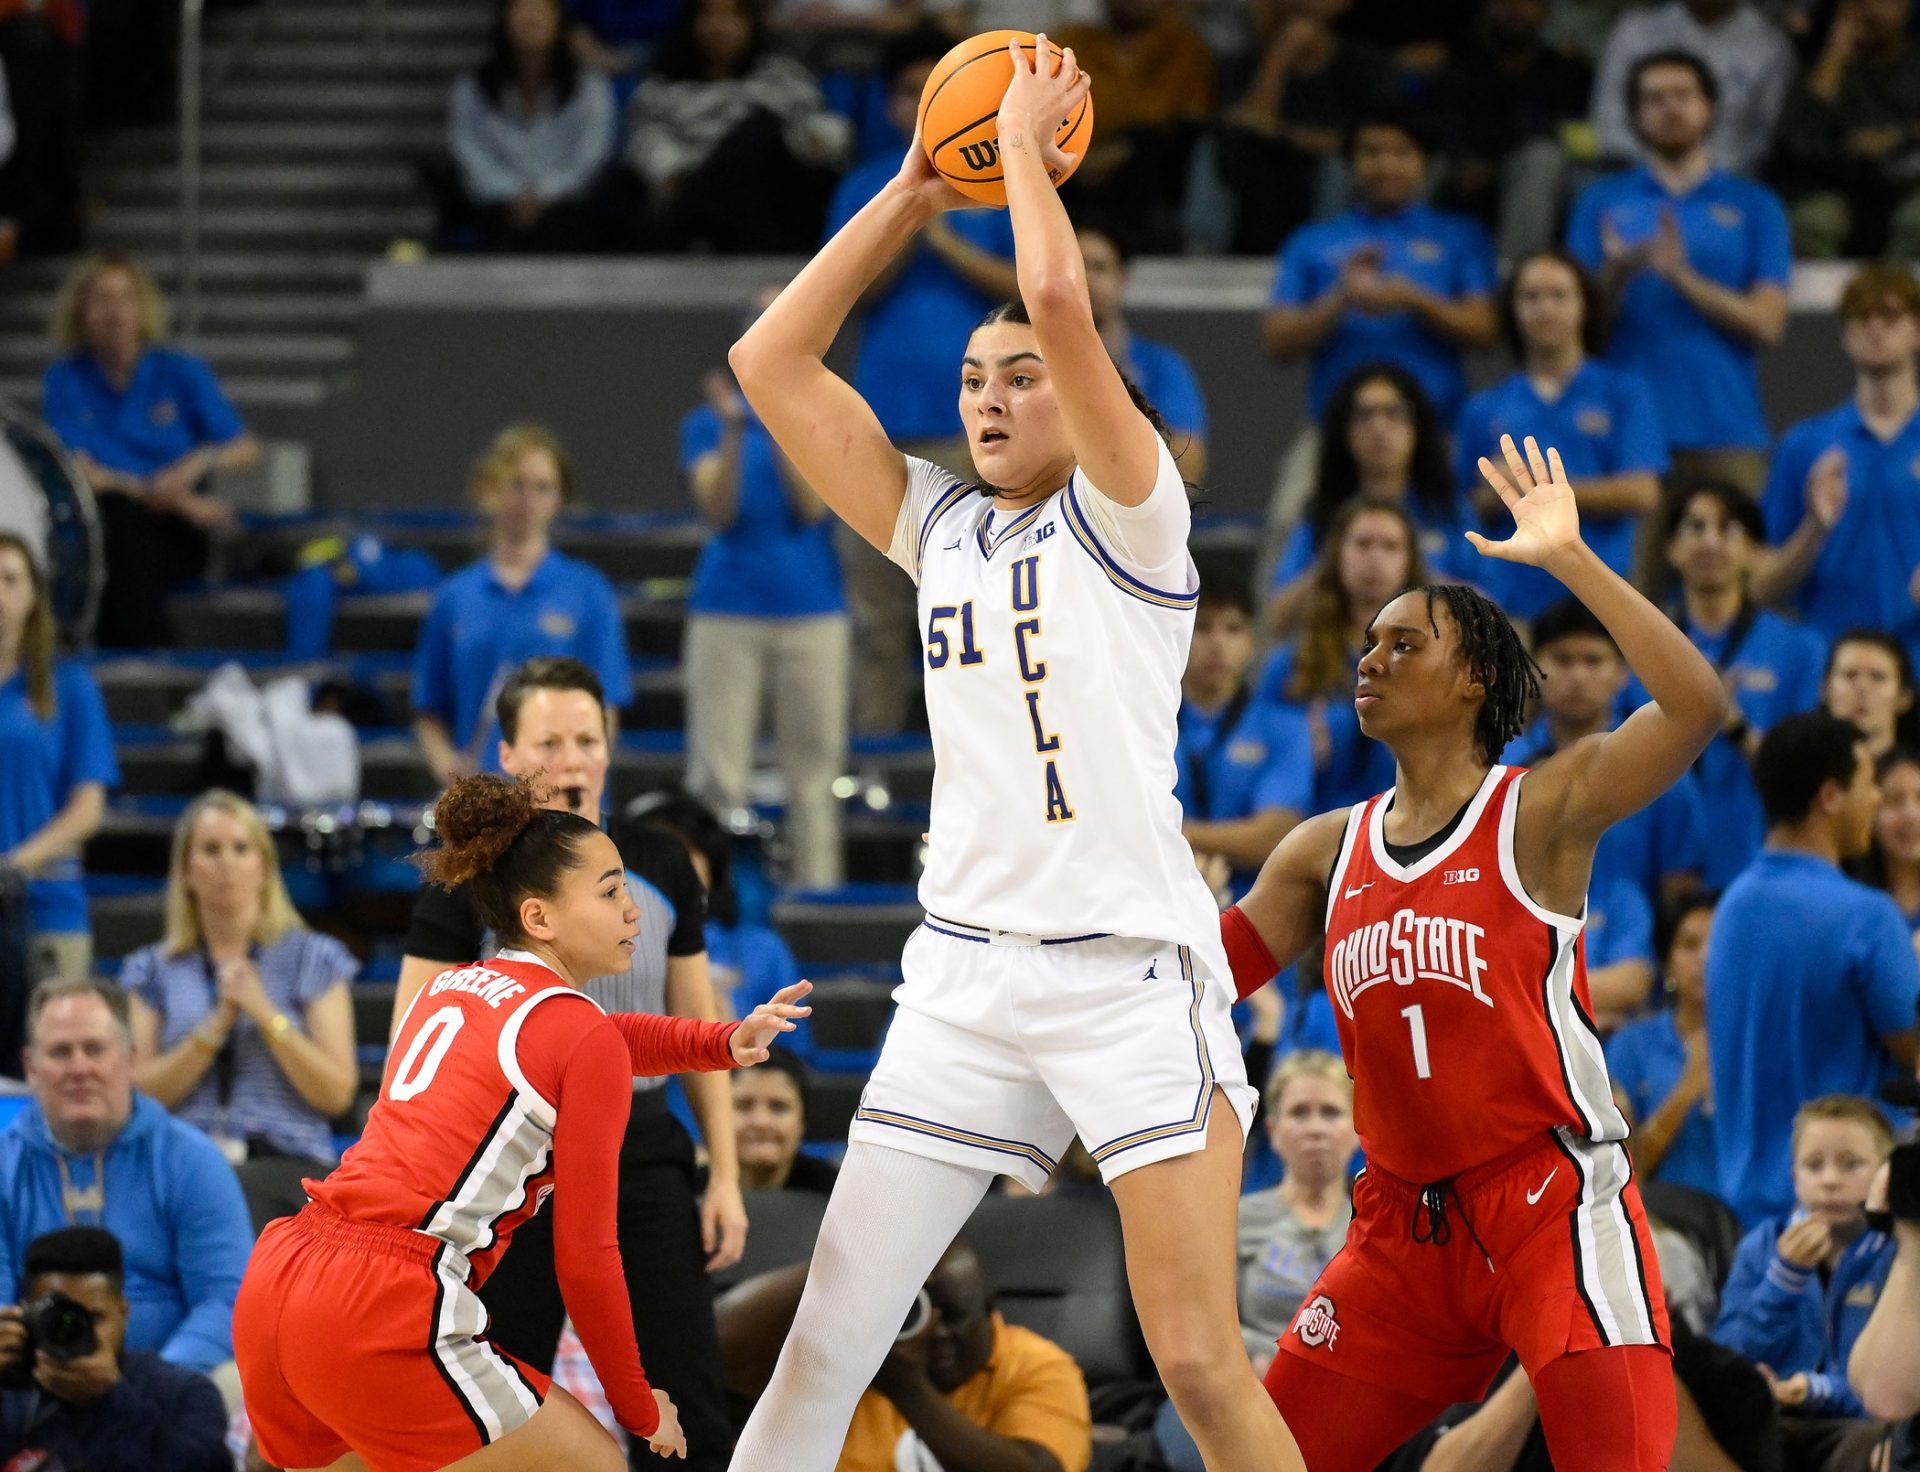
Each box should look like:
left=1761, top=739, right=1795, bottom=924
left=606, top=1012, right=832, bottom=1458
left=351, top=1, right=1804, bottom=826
left=430, top=0, right=1920, bottom=266
left=8, top=0, right=1920, bottom=1467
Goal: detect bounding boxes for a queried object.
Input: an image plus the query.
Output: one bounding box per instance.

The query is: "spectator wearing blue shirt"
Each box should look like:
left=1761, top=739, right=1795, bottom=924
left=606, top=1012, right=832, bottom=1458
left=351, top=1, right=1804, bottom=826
left=1079, top=226, right=1209, bottom=481
left=1261, top=110, right=1499, bottom=436
left=1707, top=712, right=1920, bottom=1226
left=1177, top=583, right=1312, bottom=901
left=1824, top=631, right=1920, bottom=767
left=411, top=424, right=633, bottom=788
left=1758, top=265, right=1920, bottom=658
left=1583, top=872, right=1656, bottom=1033
left=1454, top=250, right=1665, bottom=619
left=1567, top=50, right=1791, bottom=496
left=0, top=536, right=115, bottom=991
left=682, top=334, right=849, bottom=891
left=1857, top=747, right=1920, bottom=940
left=0, top=981, right=252, bottom=1374
left=821, top=26, right=1019, bottom=735
left=1506, top=599, right=1707, bottom=952
left=1714, top=1095, right=1897, bottom=1428
left=1654, top=484, right=1829, bottom=889
left=1607, top=891, right=1721, bottom=1197
left=1255, top=496, right=1426, bottom=811
left=40, top=252, right=259, bottom=649
left=124, top=792, right=358, bottom=1231
left=1267, top=364, right=1469, bottom=637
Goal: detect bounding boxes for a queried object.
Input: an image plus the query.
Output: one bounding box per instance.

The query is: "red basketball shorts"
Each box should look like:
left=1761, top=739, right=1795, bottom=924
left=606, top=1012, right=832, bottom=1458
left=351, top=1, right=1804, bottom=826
left=1271, top=1130, right=1670, bottom=1406
left=234, top=1202, right=550, bottom=1472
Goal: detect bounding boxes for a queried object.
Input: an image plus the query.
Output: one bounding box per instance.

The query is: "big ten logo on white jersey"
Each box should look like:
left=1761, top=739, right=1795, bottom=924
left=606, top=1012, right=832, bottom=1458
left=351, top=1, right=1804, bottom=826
left=924, top=552, right=1075, bottom=825
left=1327, top=909, right=1492, bottom=1019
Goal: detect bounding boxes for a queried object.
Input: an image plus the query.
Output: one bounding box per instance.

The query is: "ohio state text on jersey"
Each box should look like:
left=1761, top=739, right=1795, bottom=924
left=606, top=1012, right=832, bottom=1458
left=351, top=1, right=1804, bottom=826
left=1322, top=765, right=1627, bottom=1183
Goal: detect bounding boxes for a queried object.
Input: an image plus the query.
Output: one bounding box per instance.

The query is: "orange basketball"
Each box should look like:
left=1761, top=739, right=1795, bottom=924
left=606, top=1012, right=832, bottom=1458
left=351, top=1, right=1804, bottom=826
left=916, top=29, right=1094, bottom=208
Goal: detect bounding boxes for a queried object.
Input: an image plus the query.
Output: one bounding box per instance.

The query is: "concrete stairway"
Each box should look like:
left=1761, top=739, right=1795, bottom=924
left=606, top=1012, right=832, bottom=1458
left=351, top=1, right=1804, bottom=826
left=0, top=0, right=485, bottom=412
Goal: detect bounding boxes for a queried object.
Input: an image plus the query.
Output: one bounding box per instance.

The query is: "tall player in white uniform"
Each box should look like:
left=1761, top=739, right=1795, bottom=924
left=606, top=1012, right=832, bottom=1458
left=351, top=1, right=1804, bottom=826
left=724, top=39, right=1299, bottom=1472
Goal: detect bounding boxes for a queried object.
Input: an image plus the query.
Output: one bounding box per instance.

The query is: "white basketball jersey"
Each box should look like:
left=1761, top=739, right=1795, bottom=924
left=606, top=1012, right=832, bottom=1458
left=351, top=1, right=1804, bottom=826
left=885, top=440, right=1226, bottom=973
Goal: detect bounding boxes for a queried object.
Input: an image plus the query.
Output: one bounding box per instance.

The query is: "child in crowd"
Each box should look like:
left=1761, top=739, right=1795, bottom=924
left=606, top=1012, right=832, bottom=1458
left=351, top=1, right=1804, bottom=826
left=1713, top=1095, right=1897, bottom=1462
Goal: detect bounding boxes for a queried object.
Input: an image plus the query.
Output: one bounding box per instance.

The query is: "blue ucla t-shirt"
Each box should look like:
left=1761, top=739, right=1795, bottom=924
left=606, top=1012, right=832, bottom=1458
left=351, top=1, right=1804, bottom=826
left=0, top=663, right=120, bottom=935
left=1708, top=851, right=1920, bottom=1225
left=1628, top=608, right=1827, bottom=889
left=1763, top=400, right=1920, bottom=658
left=1606, top=1009, right=1719, bottom=1197
left=411, top=551, right=634, bottom=760
left=1271, top=495, right=1472, bottom=593
left=1566, top=167, right=1791, bottom=452
left=1176, top=689, right=1314, bottom=897
left=1453, top=361, right=1668, bottom=618
left=1254, top=645, right=1398, bottom=813
left=681, top=405, right=844, bottom=620
left=1117, top=335, right=1207, bottom=441
left=824, top=152, right=1018, bottom=442
left=1271, top=202, right=1498, bottom=423
left=41, top=348, right=246, bottom=480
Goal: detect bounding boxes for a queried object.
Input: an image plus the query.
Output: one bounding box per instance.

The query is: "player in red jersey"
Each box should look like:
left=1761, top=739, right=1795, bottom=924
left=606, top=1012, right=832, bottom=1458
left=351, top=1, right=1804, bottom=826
left=232, top=774, right=811, bottom=1472
left=1215, top=436, right=1729, bottom=1471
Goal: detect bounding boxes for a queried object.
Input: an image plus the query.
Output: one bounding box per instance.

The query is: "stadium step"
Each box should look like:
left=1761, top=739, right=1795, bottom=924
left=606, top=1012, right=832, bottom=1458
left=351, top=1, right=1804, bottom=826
left=88, top=888, right=167, bottom=962
left=230, top=514, right=707, bottom=587
left=207, top=81, right=449, bottom=121
left=213, top=40, right=484, bottom=78
left=164, top=586, right=691, bottom=660
left=773, top=888, right=923, bottom=967
left=90, top=203, right=434, bottom=248
left=97, top=162, right=422, bottom=205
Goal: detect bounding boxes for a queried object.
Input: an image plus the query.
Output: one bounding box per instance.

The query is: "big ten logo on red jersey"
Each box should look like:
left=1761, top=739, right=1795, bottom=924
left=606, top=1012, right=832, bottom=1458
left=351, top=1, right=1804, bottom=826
left=1327, top=909, right=1492, bottom=1019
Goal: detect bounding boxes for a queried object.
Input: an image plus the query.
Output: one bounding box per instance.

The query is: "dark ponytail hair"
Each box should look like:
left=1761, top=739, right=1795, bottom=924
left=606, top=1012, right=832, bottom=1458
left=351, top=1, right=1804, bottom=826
left=418, top=775, right=600, bottom=943
left=971, top=299, right=1197, bottom=481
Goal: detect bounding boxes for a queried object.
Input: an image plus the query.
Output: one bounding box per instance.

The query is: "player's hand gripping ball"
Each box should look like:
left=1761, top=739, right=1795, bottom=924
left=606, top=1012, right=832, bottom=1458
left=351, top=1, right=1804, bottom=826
left=917, top=29, right=1095, bottom=207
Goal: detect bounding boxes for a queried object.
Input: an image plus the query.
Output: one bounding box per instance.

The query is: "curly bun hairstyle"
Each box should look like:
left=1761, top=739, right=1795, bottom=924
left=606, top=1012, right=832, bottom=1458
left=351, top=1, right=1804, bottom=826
left=417, top=775, right=601, bottom=942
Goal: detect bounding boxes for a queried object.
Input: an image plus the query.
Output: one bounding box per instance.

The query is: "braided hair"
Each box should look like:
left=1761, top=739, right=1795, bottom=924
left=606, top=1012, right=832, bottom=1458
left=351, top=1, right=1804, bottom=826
left=1418, top=584, right=1541, bottom=765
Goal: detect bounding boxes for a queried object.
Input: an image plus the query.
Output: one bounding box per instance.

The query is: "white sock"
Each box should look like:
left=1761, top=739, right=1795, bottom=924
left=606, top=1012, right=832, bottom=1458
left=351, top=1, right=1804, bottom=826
left=727, top=1142, right=994, bottom=1471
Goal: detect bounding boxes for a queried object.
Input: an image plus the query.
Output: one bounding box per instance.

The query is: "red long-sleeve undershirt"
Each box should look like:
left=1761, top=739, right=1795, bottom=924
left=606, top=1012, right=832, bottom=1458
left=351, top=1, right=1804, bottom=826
left=517, top=1004, right=740, bottom=1438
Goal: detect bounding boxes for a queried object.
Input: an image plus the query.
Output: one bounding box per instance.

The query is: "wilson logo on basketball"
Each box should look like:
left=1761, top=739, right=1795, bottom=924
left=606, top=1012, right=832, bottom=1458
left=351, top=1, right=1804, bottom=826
left=957, top=139, right=1000, bottom=172
left=1294, top=1294, right=1341, bottom=1350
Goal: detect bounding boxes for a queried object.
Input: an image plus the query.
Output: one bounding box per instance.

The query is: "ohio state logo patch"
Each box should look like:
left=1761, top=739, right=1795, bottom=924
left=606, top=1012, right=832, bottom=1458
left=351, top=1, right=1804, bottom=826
left=1294, top=1293, right=1341, bottom=1350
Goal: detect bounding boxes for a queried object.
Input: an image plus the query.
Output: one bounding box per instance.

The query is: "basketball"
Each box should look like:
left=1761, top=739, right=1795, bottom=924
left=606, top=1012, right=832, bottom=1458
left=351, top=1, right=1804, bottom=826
left=916, top=29, right=1095, bottom=208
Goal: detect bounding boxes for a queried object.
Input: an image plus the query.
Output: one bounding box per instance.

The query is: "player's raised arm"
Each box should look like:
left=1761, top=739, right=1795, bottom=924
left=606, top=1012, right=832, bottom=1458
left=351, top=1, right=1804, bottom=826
left=998, top=38, right=1161, bottom=506
left=1470, top=434, right=1727, bottom=839
left=728, top=143, right=973, bottom=552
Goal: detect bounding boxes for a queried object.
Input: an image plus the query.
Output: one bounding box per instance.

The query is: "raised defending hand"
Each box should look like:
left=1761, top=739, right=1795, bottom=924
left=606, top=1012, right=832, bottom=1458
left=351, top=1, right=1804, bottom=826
left=1000, top=33, right=1091, bottom=178
left=1466, top=434, right=1582, bottom=569
left=730, top=981, right=814, bottom=1065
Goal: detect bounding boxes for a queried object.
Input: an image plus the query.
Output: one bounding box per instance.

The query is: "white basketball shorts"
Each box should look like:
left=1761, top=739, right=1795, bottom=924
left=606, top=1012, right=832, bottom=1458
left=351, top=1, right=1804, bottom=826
left=847, top=917, right=1257, bottom=1193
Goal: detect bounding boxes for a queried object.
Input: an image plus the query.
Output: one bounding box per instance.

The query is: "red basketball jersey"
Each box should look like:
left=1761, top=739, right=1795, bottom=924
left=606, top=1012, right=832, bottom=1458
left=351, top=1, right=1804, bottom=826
left=1322, top=765, right=1627, bottom=1183
left=308, top=953, right=599, bottom=1286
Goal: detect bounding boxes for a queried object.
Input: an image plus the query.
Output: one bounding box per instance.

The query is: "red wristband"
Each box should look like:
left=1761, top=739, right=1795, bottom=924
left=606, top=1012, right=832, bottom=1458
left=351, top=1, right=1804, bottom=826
left=1221, top=905, right=1279, bottom=1004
